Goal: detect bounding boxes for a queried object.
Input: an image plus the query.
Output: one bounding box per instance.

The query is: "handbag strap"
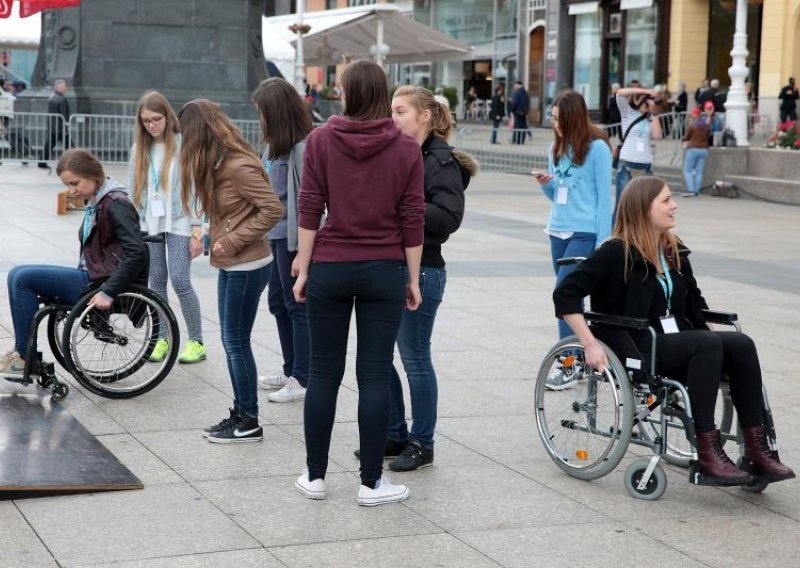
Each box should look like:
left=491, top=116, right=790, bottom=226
left=620, top=112, right=650, bottom=147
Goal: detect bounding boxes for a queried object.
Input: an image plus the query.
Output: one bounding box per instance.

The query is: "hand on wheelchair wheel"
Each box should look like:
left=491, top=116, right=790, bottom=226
left=88, top=292, right=113, bottom=310
left=583, top=340, right=608, bottom=372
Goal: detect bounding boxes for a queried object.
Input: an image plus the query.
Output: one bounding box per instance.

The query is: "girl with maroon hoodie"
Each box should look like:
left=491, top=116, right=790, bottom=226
left=292, top=60, right=425, bottom=507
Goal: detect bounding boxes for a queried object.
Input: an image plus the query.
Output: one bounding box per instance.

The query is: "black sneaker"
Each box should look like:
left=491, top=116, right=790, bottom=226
left=206, top=412, right=263, bottom=444
left=389, top=441, right=434, bottom=472
left=353, top=438, right=408, bottom=460
left=202, top=407, right=237, bottom=438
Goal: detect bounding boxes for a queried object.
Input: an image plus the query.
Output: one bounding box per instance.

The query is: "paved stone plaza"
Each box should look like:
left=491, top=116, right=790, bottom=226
left=0, top=162, right=799, bottom=567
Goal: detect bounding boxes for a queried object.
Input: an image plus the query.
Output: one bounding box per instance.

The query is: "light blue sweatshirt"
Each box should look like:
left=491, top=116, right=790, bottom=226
left=539, top=138, right=613, bottom=245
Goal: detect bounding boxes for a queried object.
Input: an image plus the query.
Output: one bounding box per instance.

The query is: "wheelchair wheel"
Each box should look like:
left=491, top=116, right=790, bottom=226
left=46, top=306, right=70, bottom=371
left=535, top=337, right=634, bottom=480
left=62, top=285, right=179, bottom=398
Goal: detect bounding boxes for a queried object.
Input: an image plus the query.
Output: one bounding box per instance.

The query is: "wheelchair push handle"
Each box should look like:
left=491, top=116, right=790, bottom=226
left=556, top=256, right=587, bottom=267
left=140, top=232, right=165, bottom=244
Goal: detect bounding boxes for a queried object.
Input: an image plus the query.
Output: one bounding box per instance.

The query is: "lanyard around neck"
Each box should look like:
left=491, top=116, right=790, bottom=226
left=149, top=150, right=162, bottom=194
left=655, top=252, right=673, bottom=314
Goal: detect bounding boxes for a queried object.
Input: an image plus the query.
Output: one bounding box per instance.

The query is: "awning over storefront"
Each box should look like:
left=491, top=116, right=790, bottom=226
left=263, top=4, right=472, bottom=66
left=620, top=0, right=654, bottom=9
left=567, top=2, right=600, bottom=16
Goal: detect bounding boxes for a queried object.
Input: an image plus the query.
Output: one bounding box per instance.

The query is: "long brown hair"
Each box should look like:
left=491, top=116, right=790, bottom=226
left=178, top=99, right=265, bottom=220
left=57, top=148, right=105, bottom=188
left=613, top=176, right=681, bottom=278
left=551, top=90, right=609, bottom=166
left=393, top=85, right=453, bottom=140
left=339, top=60, right=391, bottom=121
left=132, top=91, right=180, bottom=208
left=252, top=78, right=313, bottom=160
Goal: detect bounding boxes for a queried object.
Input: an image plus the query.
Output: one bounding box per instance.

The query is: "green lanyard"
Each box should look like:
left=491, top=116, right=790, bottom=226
left=149, top=151, right=161, bottom=195
left=655, top=252, right=673, bottom=314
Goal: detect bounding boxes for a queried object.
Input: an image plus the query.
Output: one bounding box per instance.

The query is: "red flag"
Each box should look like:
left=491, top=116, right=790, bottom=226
left=20, top=0, right=81, bottom=18
left=0, top=0, right=12, bottom=19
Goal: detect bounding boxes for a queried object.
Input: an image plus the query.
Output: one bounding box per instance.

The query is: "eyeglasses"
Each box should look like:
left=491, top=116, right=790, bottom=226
left=141, top=115, right=165, bottom=127
left=546, top=113, right=559, bottom=123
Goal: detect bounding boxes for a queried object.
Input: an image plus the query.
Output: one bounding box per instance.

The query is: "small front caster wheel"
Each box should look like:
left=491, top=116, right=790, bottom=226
left=624, top=458, right=667, bottom=500
left=52, top=382, right=69, bottom=401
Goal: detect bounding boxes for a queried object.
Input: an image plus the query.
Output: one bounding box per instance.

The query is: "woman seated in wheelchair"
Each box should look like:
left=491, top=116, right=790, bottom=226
left=554, top=176, right=794, bottom=485
left=0, top=148, right=147, bottom=379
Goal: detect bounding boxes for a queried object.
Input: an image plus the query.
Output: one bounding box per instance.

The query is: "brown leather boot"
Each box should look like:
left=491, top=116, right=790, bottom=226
left=696, top=429, right=751, bottom=485
left=742, top=424, right=796, bottom=482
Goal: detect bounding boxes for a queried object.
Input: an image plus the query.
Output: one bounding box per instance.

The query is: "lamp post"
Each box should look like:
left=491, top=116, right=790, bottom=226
left=369, top=17, right=390, bottom=69
left=294, top=0, right=306, bottom=95
left=725, top=0, right=749, bottom=146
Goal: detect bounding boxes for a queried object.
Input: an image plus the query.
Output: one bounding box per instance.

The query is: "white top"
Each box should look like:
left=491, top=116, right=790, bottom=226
left=143, top=144, right=170, bottom=234
left=0, top=90, right=15, bottom=118
left=617, top=94, right=653, bottom=165
left=220, top=256, right=273, bottom=272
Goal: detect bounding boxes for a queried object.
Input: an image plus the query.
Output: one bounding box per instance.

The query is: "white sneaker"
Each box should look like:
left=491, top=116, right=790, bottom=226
left=295, top=469, right=327, bottom=500
left=267, top=376, right=306, bottom=403
left=356, top=474, right=410, bottom=507
left=258, top=370, right=289, bottom=390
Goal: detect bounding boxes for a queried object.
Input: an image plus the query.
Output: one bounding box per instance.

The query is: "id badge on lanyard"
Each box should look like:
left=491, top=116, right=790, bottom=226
left=656, top=252, right=679, bottom=334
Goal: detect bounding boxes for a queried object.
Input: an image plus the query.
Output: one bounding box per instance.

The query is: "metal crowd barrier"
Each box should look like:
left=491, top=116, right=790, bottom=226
left=0, top=112, right=66, bottom=164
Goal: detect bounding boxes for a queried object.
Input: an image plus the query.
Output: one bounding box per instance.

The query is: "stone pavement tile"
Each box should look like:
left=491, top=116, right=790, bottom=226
left=57, top=386, right=128, bottom=436
left=270, top=533, right=501, bottom=568
left=436, top=379, right=531, bottom=418
left=76, top=549, right=283, bottom=568
left=509, top=459, right=772, bottom=523
left=456, top=523, right=707, bottom=568
left=260, top=383, right=360, bottom=427
left=436, top=415, right=553, bottom=464
left=15, top=484, right=259, bottom=566
left=96, top=434, right=183, bottom=486
left=432, top=350, right=530, bottom=381
left=281, top=421, right=494, bottom=473
left=81, top=372, right=233, bottom=433
left=632, top=514, right=800, bottom=568
left=135, top=425, right=343, bottom=483
left=0, top=502, right=58, bottom=568
left=195, top=473, right=441, bottom=548
left=396, top=462, right=607, bottom=532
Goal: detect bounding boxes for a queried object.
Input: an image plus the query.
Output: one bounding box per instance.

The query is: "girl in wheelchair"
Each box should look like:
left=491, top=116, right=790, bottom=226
left=553, top=176, right=794, bottom=485
left=0, top=149, right=148, bottom=380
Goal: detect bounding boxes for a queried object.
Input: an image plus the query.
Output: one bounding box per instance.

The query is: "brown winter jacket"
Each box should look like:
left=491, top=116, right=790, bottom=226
left=208, top=152, right=283, bottom=268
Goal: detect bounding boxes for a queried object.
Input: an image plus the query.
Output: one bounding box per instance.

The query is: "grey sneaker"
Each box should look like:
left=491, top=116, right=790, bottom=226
left=0, top=350, right=25, bottom=379
left=545, top=358, right=583, bottom=391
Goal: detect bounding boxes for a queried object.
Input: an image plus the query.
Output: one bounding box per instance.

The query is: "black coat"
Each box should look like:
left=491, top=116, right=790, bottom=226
left=553, top=239, right=709, bottom=336
left=420, top=134, right=476, bottom=267
left=490, top=94, right=506, bottom=119
left=48, top=91, right=70, bottom=120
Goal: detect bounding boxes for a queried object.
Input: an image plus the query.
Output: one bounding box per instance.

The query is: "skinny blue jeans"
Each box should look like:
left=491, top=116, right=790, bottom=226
left=217, top=263, right=270, bottom=417
left=388, top=266, right=446, bottom=449
left=7, top=265, right=89, bottom=357
left=550, top=233, right=596, bottom=339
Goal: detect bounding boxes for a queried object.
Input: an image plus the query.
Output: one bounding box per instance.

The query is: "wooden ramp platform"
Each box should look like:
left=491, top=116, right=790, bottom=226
left=0, top=394, right=142, bottom=499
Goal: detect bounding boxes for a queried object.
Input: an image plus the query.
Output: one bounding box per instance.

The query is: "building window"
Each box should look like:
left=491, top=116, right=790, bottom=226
left=327, top=0, right=338, bottom=8
left=347, top=0, right=377, bottom=6
left=573, top=11, right=602, bottom=109
left=624, top=5, right=657, bottom=88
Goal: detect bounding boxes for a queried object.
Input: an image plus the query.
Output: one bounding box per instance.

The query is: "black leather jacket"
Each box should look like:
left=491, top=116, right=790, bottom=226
left=80, top=187, right=148, bottom=298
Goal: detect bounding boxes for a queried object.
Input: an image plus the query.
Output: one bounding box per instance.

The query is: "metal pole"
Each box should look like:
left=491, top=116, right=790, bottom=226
left=725, top=0, right=749, bottom=146
left=491, top=0, right=498, bottom=100
left=294, top=0, right=306, bottom=95
left=376, top=18, right=385, bottom=68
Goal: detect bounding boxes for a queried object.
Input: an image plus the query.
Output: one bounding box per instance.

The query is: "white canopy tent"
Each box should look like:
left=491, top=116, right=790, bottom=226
left=262, top=4, right=471, bottom=68
left=0, top=3, right=40, bottom=47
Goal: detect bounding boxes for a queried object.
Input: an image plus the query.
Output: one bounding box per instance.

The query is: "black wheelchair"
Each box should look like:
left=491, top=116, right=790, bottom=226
left=5, top=283, right=179, bottom=400
left=534, top=259, right=784, bottom=500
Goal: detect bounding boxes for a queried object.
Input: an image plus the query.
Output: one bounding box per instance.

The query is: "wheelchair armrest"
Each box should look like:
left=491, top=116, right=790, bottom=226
left=701, top=309, right=738, bottom=324
left=584, top=311, right=651, bottom=330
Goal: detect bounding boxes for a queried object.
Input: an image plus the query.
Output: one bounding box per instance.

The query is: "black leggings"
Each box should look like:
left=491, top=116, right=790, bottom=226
left=656, top=331, right=764, bottom=433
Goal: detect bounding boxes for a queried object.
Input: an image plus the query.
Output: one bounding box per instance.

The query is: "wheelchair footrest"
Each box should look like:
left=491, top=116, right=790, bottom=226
left=688, top=463, right=752, bottom=487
